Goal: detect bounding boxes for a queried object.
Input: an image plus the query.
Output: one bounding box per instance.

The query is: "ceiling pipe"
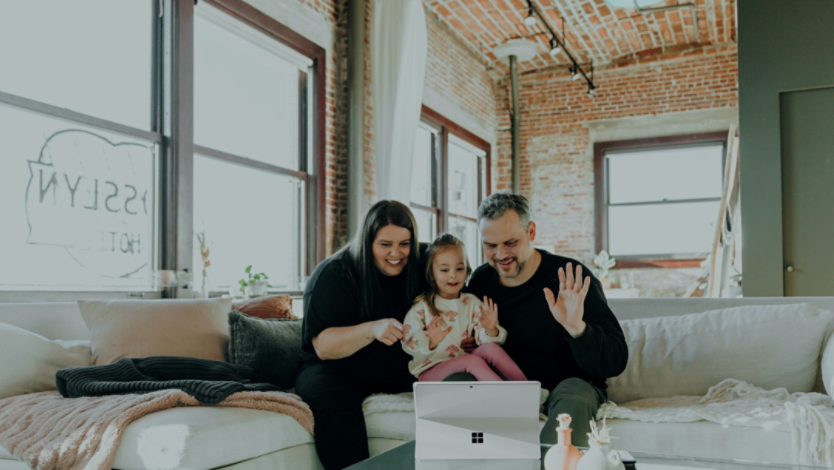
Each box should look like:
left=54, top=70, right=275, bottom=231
left=510, top=55, right=521, bottom=193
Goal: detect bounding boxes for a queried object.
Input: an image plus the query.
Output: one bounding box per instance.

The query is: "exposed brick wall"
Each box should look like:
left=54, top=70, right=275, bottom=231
left=495, top=45, right=738, bottom=297
left=422, top=11, right=498, bottom=135
left=360, top=2, right=500, bottom=219
left=325, top=0, right=349, bottom=257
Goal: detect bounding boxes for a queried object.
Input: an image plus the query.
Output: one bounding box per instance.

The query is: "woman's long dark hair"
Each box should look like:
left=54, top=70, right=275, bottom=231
left=340, top=200, right=422, bottom=320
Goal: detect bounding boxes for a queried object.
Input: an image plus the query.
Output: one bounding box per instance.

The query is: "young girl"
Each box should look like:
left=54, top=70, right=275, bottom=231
left=401, top=233, right=527, bottom=382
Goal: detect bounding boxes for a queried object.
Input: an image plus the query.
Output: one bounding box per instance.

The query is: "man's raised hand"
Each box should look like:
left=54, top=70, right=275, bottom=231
left=543, top=262, right=589, bottom=338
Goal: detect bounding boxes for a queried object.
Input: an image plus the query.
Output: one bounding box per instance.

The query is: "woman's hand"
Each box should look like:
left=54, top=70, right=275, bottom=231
left=427, top=316, right=453, bottom=350
left=372, top=319, right=404, bottom=346
left=479, top=296, right=500, bottom=337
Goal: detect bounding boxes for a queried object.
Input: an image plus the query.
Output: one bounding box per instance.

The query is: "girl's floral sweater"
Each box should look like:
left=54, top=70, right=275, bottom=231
left=401, top=293, right=507, bottom=377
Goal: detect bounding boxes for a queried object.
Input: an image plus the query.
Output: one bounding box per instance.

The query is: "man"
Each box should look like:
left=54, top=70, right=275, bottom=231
left=462, top=192, right=628, bottom=446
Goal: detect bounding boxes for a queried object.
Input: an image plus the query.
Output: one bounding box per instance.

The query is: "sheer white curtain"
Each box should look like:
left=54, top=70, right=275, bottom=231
left=372, top=0, right=427, bottom=204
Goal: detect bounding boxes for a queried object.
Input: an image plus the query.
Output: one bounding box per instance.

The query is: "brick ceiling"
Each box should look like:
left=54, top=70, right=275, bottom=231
left=423, top=0, right=737, bottom=74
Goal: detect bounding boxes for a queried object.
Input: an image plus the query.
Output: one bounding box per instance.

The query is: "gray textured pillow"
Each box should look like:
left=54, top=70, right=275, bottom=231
left=228, top=311, right=302, bottom=390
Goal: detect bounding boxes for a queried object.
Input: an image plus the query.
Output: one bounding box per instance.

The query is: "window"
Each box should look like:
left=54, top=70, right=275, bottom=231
left=594, top=133, right=727, bottom=266
left=192, top=4, right=312, bottom=293
left=0, top=0, right=325, bottom=299
left=411, top=106, right=491, bottom=265
left=0, top=1, right=159, bottom=293
left=410, top=122, right=440, bottom=244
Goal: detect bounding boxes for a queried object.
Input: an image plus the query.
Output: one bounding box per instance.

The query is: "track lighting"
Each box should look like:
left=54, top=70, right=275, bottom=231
left=587, top=85, right=596, bottom=97
left=549, top=39, right=561, bottom=56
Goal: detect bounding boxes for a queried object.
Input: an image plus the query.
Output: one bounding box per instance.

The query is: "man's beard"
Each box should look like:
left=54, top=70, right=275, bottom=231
left=492, top=256, right=527, bottom=279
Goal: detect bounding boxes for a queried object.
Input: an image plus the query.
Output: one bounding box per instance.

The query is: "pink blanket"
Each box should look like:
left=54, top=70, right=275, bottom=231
left=0, top=390, right=314, bottom=470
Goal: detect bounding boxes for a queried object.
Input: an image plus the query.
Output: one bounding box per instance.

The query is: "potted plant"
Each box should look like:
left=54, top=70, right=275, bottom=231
left=239, top=265, right=270, bottom=297
left=593, top=250, right=616, bottom=289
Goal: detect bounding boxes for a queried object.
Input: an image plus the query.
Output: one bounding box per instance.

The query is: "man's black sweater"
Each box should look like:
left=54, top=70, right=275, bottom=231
left=467, top=249, right=628, bottom=392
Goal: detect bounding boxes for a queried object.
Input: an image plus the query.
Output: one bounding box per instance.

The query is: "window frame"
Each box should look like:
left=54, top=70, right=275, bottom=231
left=417, top=105, right=492, bottom=262
left=0, top=0, right=326, bottom=301
left=593, top=132, right=727, bottom=269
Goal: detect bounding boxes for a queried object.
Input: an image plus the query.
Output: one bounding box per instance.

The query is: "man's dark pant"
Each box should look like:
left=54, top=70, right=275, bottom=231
left=443, top=374, right=606, bottom=447
left=296, top=363, right=413, bottom=470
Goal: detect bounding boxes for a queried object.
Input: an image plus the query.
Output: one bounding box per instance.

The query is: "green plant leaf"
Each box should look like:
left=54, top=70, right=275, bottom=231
left=253, top=274, right=261, bottom=281
left=245, top=265, right=252, bottom=273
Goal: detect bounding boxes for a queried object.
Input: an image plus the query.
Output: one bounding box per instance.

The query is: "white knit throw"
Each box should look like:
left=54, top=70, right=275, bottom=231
left=597, top=379, right=834, bottom=467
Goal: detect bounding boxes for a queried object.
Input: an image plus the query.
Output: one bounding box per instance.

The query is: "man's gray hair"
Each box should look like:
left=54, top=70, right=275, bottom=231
left=478, top=192, right=531, bottom=226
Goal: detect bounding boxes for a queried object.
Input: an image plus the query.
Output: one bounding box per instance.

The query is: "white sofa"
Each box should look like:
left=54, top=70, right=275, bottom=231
left=1, top=297, right=833, bottom=470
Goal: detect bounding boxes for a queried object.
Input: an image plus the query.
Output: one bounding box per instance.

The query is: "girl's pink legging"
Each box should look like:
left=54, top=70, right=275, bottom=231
left=418, top=342, right=528, bottom=382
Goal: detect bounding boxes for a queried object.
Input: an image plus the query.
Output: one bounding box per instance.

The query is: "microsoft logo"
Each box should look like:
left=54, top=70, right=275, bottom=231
left=471, top=432, right=484, bottom=444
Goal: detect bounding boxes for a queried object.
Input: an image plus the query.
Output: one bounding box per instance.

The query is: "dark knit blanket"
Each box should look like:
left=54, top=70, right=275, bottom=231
left=56, top=356, right=279, bottom=404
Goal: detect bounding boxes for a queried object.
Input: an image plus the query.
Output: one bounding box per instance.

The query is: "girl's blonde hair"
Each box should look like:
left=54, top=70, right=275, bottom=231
left=416, top=233, right=472, bottom=319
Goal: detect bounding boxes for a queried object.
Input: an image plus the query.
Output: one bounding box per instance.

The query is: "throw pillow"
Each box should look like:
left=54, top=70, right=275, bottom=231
left=232, top=295, right=296, bottom=320
left=77, top=298, right=232, bottom=365
left=0, top=322, right=91, bottom=399
left=608, top=303, right=834, bottom=403
left=227, top=310, right=302, bottom=389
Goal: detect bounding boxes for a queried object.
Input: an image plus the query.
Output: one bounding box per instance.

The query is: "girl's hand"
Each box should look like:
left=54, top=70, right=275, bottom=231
left=479, top=296, right=499, bottom=337
left=372, top=318, right=403, bottom=346
left=427, top=316, right=452, bottom=350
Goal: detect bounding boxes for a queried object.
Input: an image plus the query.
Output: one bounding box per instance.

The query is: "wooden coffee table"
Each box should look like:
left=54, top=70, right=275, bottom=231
left=347, top=441, right=824, bottom=470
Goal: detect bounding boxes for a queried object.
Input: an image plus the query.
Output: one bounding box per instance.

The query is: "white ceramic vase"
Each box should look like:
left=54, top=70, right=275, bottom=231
left=575, top=441, right=625, bottom=470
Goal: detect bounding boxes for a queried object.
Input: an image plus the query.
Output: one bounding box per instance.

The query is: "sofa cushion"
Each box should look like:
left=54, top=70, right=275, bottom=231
left=0, top=322, right=90, bottom=400
left=110, top=406, right=313, bottom=470
left=609, top=303, right=834, bottom=403
left=228, top=311, right=302, bottom=390
left=78, top=298, right=232, bottom=365
left=232, top=295, right=296, bottom=320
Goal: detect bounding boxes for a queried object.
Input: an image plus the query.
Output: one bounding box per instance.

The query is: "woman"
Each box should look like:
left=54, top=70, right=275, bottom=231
left=295, top=200, right=424, bottom=470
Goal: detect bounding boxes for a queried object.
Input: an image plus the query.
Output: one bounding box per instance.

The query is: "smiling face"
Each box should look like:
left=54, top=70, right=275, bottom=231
left=371, top=224, right=412, bottom=276
left=431, top=247, right=467, bottom=299
left=480, top=209, right=537, bottom=282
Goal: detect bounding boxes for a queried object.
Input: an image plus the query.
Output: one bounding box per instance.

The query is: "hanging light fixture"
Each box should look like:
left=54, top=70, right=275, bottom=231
left=548, top=38, right=562, bottom=56
left=570, top=65, right=581, bottom=81
left=524, top=1, right=537, bottom=26
left=587, top=85, right=596, bottom=97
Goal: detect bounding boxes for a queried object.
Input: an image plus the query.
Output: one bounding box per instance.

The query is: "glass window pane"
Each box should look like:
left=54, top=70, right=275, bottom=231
left=0, top=103, right=157, bottom=291
left=193, top=155, right=302, bottom=293
left=411, top=208, right=436, bottom=244
left=608, top=201, right=720, bottom=256
left=195, top=5, right=309, bottom=169
left=410, top=125, right=435, bottom=207
left=0, top=1, right=152, bottom=130
left=447, top=140, right=481, bottom=219
left=448, top=218, right=481, bottom=267
left=608, top=144, right=723, bottom=204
